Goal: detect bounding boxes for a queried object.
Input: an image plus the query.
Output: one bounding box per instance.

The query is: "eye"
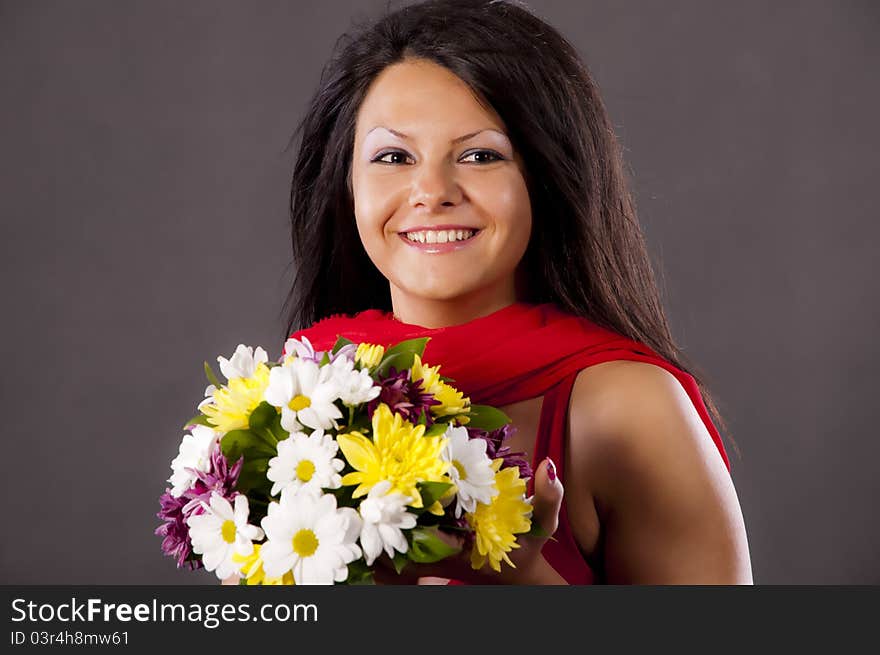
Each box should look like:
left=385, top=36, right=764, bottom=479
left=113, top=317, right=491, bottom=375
left=460, top=149, right=505, bottom=164
left=371, top=150, right=413, bottom=165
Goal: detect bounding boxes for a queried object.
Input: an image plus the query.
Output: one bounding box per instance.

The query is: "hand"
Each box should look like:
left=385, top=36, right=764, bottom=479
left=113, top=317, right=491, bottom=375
left=374, top=457, right=566, bottom=585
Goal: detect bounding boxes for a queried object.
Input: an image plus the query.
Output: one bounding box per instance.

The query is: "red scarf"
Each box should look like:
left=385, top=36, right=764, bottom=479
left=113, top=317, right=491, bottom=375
left=288, top=301, right=729, bottom=471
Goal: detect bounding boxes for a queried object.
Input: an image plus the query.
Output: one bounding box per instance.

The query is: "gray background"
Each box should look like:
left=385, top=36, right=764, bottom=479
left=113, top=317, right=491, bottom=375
left=1, top=0, right=877, bottom=584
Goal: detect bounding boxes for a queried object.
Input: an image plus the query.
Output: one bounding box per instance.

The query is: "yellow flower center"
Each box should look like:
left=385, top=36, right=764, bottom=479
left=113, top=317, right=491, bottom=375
left=221, top=519, right=237, bottom=544
left=453, top=460, right=467, bottom=481
left=288, top=395, right=311, bottom=412
left=292, top=529, right=319, bottom=557
left=296, top=459, right=316, bottom=482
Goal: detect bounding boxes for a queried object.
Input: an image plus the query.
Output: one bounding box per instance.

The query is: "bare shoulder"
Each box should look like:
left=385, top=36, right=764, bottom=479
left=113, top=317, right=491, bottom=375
left=567, top=360, right=730, bottom=496
left=565, top=360, right=752, bottom=583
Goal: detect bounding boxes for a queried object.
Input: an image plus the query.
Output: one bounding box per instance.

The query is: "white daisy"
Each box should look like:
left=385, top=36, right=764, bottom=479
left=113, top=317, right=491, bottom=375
left=217, top=344, right=268, bottom=381
left=357, top=480, right=417, bottom=565
left=260, top=489, right=362, bottom=585
left=330, top=355, right=382, bottom=407
left=196, top=384, right=216, bottom=411
left=167, top=425, right=219, bottom=497
left=263, top=357, right=344, bottom=432
left=267, top=428, right=345, bottom=497
left=442, top=425, right=499, bottom=518
left=186, top=492, right=264, bottom=580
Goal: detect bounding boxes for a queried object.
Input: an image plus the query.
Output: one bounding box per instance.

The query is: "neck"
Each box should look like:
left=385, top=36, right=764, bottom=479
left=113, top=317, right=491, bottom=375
left=389, top=284, right=517, bottom=329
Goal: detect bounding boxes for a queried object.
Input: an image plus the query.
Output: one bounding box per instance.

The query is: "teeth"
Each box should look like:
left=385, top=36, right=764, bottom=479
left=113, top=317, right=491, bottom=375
left=405, top=229, right=476, bottom=244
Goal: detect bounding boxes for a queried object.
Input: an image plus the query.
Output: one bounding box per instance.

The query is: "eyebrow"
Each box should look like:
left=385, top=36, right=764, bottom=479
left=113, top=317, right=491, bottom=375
left=366, top=126, right=507, bottom=143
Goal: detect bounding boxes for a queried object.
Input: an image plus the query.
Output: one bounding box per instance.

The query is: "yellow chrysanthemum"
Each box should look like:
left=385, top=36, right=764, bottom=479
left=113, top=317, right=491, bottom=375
left=467, top=460, right=533, bottom=572
left=410, top=354, right=470, bottom=419
left=355, top=342, right=385, bottom=370
left=337, top=403, right=449, bottom=510
left=233, top=544, right=294, bottom=586
left=201, top=363, right=271, bottom=434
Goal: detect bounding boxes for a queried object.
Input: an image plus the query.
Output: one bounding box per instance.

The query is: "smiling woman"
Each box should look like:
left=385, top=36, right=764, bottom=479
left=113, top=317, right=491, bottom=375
left=263, top=0, right=753, bottom=585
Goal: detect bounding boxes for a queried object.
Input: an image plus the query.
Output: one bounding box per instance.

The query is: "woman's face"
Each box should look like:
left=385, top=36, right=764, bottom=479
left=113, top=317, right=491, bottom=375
left=351, top=58, right=532, bottom=319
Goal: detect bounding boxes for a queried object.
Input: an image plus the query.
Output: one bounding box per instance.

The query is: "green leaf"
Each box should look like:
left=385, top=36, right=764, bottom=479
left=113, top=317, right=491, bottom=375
left=331, top=336, right=354, bottom=355
left=391, top=336, right=430, bottom=357
left=391, top=552, right=409, bottom=574
left=407, top=526, right=460, bottom=564
left=203, top=361, right=222, bottom=389
left=181, top=413, right=211, bottom=430
left=236, top=457, right=271, bottom=495
left=423, top=422, right=449, bottom=437
left=343, top=559, right=375, bottom=585
left=319, top=351, right=331, bottom=366
left=466, top=405, right=512, bottom=431
left=259, top=427, right=280, bottom=448
left=221, top=429, right=276, bottom=462
left=375, top=337, right=430, bottom=376
left=248, top=401, right=278, bottom=431
left=374, top=353, right=404, bottom=378
left=266, top=413, right=288, bottom=443
left=416, top=480, right=454, bottom=509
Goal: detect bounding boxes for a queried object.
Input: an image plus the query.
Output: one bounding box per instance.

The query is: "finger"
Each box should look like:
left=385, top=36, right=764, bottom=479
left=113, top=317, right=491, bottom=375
left=221, top=574, right=240, bottom=586
left=417, top=576, right=453, bottom=585
left=531, top=457, right=564, bottom=538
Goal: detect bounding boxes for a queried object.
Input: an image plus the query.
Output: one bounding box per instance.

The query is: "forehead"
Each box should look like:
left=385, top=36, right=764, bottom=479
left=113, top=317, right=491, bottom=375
left=355, top=59, right=505, bottom=133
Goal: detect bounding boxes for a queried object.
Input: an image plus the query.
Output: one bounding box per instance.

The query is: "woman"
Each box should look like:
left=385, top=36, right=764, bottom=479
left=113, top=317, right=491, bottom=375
left=276, top=0, right=752, bottom=584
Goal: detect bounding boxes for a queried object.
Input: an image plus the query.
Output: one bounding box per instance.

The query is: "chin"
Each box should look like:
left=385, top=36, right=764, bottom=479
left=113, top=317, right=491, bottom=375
left=395, top=273, right=483, bottom=300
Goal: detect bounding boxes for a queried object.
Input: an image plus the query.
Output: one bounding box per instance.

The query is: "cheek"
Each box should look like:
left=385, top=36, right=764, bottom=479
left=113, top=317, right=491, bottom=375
left=473, top=175, right=532, bottom=248
left=352, top=171, right=401, bottom=249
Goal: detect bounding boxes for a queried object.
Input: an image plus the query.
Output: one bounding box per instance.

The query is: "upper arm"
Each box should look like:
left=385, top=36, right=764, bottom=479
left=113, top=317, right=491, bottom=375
left=566, top=361, right=753, bottom=584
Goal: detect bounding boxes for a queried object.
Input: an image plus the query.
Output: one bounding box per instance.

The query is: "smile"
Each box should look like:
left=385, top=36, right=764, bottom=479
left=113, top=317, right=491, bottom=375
left=404, top=228, right=477, bottom=244
left=398, top=228, right=482, bottom=253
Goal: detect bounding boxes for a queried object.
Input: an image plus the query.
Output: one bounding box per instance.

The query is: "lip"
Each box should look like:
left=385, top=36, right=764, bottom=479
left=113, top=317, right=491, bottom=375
left=397, top=226, right=483, bottom=254
left=399, top=224, right=480, bottom=233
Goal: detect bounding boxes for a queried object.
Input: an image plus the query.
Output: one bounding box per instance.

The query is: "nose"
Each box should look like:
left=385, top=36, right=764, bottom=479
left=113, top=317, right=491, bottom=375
left=408, top=161, right=463, bottom=211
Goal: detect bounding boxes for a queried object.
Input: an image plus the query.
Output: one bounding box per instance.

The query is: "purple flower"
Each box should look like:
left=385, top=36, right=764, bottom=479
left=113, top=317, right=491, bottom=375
left=156, top=447, right=242, bottom=569
left=181, top=447, right=243, bottom=517
left=467, top=423, right=533, bottom=480
left=281, top=336, right=356, bottom=366
left=282, top=336, right=318, bottom=362
left=330, top=343, right=358, bottom=364
left=155, top=490, right=201, bottom=569
left=367, top=366, right=440, bottom=425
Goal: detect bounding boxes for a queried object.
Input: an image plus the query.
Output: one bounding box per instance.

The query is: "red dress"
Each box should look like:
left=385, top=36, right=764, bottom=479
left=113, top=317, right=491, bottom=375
left=532, top=371, right=596, bottom=584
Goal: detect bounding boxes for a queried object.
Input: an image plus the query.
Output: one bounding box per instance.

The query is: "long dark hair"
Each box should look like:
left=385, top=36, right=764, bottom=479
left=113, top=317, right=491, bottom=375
left=281, top=0, right=735, bottom=454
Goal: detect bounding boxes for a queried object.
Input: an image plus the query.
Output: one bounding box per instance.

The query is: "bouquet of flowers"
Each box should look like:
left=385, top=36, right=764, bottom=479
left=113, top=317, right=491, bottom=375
left=156, top=335, right=536, bottom=584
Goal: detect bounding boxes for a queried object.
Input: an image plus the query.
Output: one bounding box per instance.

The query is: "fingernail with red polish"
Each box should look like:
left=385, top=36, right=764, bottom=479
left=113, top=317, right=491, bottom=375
left=546, top=458, right=557, bottom=481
